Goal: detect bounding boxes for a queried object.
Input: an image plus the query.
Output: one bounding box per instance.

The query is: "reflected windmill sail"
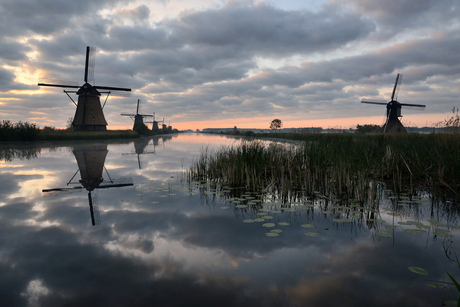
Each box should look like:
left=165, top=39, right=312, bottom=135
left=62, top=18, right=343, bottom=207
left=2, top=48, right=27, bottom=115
left=122, top=138, right=156, bottom=169
left=42, top=144, right=133, bottom=225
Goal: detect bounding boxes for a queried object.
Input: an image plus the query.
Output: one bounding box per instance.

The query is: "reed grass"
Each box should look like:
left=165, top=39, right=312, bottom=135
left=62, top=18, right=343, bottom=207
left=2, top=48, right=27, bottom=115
left=188, top=133, right=460, bottom=201
left=0, top=120, right=40, bottom=142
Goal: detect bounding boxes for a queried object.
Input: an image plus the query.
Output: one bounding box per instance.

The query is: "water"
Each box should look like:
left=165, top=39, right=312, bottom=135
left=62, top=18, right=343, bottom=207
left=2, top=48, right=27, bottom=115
left=0, top=133, right=459, bottom=306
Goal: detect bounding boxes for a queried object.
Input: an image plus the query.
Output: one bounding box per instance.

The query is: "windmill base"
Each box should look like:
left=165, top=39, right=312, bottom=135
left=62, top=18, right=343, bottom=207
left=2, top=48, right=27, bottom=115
left=73, top=125, right=107, bottom=131
left=383, top=119, right=407, bottom=133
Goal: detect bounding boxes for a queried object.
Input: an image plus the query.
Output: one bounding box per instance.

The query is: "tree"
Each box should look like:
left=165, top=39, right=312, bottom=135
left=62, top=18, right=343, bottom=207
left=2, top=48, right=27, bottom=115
left=270, top=119, right=283, bottom=130
left=355, top=124, right=382, bottom=134
left=66, top=117, right=73, bottom=130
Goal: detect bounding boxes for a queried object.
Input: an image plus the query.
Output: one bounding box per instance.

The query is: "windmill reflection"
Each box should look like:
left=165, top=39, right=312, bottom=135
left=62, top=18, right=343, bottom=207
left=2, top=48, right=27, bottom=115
left=122, top=137, right=156, bottom=169
left=122, top=135, right=174, bottom=169
left=43, top=144, right=133, bottom=225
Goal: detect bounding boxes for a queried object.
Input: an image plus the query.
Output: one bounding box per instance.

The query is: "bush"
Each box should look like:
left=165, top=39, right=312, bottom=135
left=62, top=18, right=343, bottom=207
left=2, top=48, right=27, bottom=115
left=0, top=120, right=40, bottom=142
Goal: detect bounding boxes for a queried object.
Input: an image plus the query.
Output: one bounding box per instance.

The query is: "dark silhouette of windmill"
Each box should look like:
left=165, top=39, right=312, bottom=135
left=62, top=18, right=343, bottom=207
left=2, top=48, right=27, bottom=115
left=38, top=46, right=131, bottom=131
left=42, top=144, right=133, bottom=225
left=145, top=112, right=160, bottom=131
left=121, top=99, right=153, bottom=133
left=361, top=74, right=426, bottom=133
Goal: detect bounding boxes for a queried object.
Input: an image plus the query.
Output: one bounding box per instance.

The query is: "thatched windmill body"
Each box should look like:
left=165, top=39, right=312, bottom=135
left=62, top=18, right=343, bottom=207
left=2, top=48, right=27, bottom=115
left=361, top=74, right=426, bottom=133
left=121, top=99, right=153, bottom=132
left=38, top=46, right=131, bottom=131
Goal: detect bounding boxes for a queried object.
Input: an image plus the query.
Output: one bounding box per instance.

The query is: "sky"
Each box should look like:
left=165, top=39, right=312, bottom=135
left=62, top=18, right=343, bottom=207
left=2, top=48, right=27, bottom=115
left=0, top=0, right=459, bottom=130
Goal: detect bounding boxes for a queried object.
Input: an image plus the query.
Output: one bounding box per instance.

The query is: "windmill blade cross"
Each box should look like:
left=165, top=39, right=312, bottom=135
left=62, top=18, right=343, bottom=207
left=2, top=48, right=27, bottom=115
left=391, top=74, right=401, bottom=100
left=38, top=83, right=80, bottom=89
left=84, top=46, right=96, bottom=83
left=400, top=103, right=426, bottom=108
left=361, top=100, right=387, bottom=105
left=94, top=85, right=131, bottom=92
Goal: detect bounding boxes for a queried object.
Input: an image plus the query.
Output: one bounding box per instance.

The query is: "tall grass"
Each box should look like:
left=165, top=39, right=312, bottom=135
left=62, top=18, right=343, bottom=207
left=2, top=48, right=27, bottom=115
left=0, top=120, right=40, bottom=142
left=188, top=134, right=460, bottom=201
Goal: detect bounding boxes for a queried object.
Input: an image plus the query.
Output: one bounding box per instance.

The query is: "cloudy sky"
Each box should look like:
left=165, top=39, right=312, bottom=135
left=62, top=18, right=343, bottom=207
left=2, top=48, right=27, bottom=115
left=0, top=0, right=459, bottom=130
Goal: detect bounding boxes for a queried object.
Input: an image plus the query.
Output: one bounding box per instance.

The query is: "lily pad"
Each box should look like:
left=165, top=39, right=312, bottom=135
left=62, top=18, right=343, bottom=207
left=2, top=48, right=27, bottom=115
left=243, top=219, right=254, bottom=223
left=262, top=223, right=276, bottom=228
left=433, top=229, right=453, bottom=237
left=235, top=205, right=248, bottom=208
left=220, top=206, right=230, bottom=209
left=408, top=267, right=429, bottom=276
left=376, top=231, right=393, bottom=237
left=279, top=222, right=291, bottom=226
left=301, top=224, right=314, bottom=228
left=270, top=229, right=283, bottom=233
left=404, top=228, right=427, bottom=234
left=254, top=218, right=265, bottom=222
left=305, top=232, right=320, bottom=237
left=265, top=232, right=279, bottom=237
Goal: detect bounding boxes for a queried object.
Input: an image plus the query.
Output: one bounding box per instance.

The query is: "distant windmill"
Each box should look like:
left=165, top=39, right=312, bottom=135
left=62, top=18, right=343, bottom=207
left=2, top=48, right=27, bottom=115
left=361, top=74, right=426, bottom=133
left=121, top=99, right=153, bottom=132
left=38, top=46, right=131, bottom=131
left=42, top=144, right=133, bottom=225
left=145, top=112, right=159, bottom=131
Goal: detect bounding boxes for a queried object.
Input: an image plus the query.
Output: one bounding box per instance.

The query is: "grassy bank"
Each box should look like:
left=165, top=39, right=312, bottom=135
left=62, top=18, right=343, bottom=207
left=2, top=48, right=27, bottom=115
left=0, top=120, right=141, bottom=142
left=189, top=133, right=460, bottom=201
left=37, top=129, right=139, bottom=141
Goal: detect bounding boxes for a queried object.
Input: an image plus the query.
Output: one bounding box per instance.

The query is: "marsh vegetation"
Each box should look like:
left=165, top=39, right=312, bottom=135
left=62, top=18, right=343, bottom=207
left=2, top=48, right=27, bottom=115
left=188, top=133, right=460, bottom=203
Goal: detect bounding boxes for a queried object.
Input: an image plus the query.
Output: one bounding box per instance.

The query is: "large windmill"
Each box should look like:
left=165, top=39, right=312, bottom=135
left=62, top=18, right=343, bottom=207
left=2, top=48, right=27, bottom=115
left=121, top=99, right=153, bottom=132
left=42, top=144, right=133, bottom=225
left=361, top=74, right=426, bottom=133
left=38, top=46, right=131, bottom=131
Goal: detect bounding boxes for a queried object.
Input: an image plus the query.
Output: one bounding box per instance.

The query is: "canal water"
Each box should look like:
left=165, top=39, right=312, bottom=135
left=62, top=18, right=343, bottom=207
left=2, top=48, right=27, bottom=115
left=0, top=133, right=458, bottom=306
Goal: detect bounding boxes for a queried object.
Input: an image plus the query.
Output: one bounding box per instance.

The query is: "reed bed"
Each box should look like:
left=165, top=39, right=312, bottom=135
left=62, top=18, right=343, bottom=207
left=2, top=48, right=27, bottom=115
left=188, top=133, right=460, bottom=201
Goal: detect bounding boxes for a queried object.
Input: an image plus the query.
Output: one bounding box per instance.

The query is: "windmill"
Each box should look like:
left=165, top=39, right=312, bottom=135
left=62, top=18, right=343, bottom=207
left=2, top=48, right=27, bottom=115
left=361, top=74, right=426, bottom=133
left=42, top=144, right=133, bottom=225
left=121, top=99, right=153, bottom=132
left=38, top=46, right=131, bottom=131
left=145, top=112, right=159, bottom=131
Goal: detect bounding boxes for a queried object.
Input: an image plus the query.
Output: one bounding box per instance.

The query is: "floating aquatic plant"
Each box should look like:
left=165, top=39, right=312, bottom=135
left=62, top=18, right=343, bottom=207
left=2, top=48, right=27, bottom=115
left=408, top=266, right=429, bottom=276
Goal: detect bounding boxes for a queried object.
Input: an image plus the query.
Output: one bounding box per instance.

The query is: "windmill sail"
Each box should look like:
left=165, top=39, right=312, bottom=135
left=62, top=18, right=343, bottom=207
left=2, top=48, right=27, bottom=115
left=121, top=99, right=153, bottom=132
left=38, top=46, right=131, bottom=131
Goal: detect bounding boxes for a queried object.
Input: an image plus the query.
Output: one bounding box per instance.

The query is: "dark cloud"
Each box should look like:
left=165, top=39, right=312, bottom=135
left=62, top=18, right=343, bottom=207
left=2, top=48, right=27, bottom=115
left=172, top=3, right=375, bottom=57
left=0, top=0, right=459, bottom=128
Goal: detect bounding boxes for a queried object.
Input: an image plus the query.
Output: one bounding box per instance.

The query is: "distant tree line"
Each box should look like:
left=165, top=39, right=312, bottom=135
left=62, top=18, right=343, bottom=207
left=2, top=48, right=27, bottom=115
left=355, top=124, right=382, bottom=134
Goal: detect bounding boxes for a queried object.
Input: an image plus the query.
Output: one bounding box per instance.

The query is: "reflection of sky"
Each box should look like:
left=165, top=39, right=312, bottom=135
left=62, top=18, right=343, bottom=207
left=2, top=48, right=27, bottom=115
left=0, top=133, right=459, bottom=306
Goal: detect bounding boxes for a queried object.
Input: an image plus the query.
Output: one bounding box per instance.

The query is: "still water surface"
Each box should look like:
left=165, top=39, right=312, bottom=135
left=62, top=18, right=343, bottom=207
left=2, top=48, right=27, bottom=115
left=0, top=133, right=459, bottom=306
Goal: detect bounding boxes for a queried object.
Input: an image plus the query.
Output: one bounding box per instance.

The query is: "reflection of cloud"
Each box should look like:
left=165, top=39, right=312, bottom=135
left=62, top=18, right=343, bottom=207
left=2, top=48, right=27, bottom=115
left=1, top=136, right=458, bottom=306
left=21, top=279, right=50, bottom=307
left=284, top=239, right=450, bottom=307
